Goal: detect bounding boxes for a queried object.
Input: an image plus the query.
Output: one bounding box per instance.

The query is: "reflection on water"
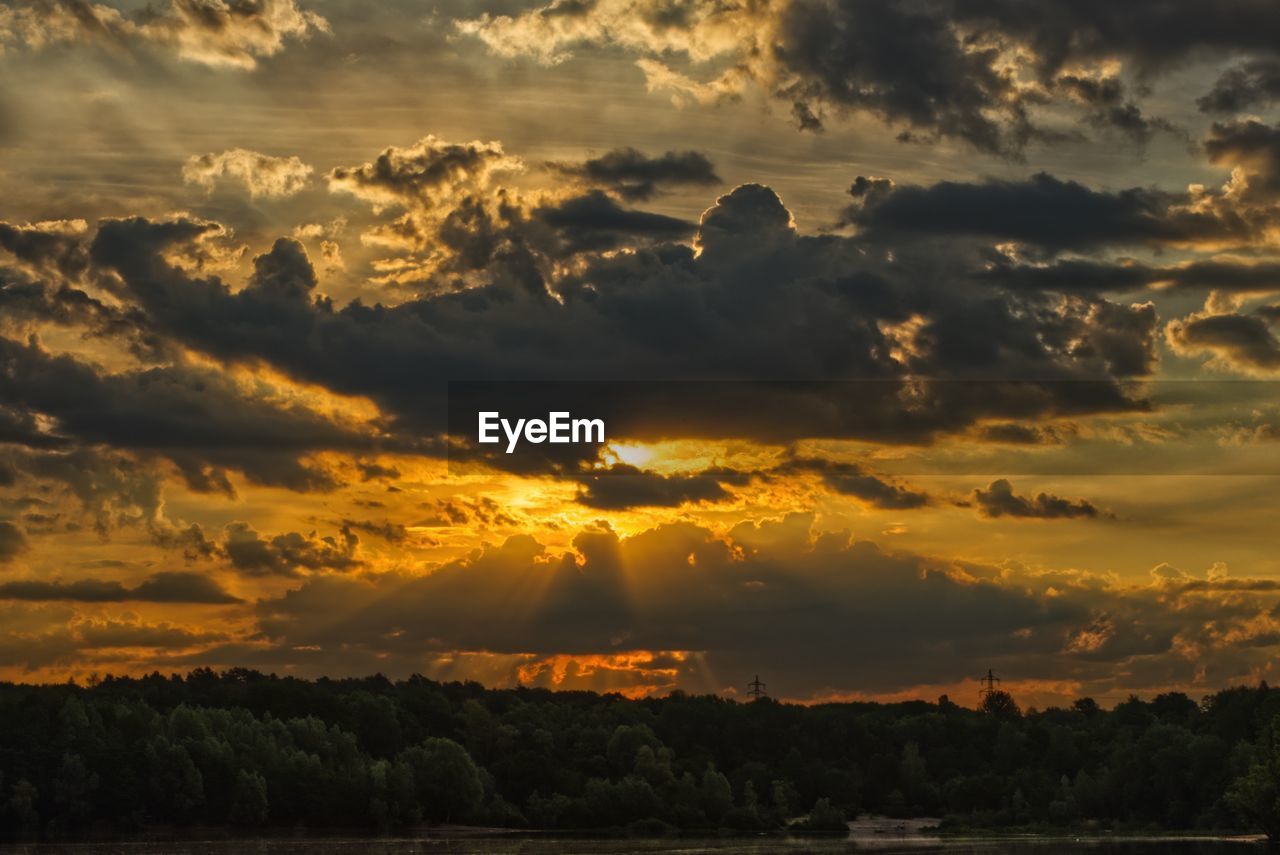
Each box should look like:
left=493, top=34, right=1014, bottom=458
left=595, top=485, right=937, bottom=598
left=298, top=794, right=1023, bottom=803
left=4, top=835, right=1265, bottom=855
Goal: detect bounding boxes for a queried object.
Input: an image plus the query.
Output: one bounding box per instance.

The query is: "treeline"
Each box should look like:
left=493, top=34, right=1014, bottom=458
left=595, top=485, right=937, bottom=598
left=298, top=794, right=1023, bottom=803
left=2, top=669, right=1280, bottom=839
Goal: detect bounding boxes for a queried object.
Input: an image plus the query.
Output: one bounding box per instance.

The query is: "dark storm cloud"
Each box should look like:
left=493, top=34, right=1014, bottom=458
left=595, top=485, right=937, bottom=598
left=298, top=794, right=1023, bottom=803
left=88, top=225, right=334, bottom=373
left=0, top=333, right=391, bottom=492
left=776, top=457, right=929, bottom=509
left=949, top=1, right=1280, bottom=190
left=534, top=191, right=696, bottom=253
left=747, top=0, right=1031, bottom=151
left=0, top=221, right=89, bottom=280
left=972, top=478, right=1103, bottom=519
left=231, top=516, right=1277, bottom=697
left=1055, top=74, right=1178, bottom=147
left=553, top=147, right=722, bottom=201
left=0, top=246, right=157, bottom=358
left=1077, top=300, right=1159, bottom=378
left=846, top=172, right=1250, bottom=251
left=0, top=404, right=71, bottom=450
left=151, top=521, right=221, bottom=561
left=416, top=496, right=517, bottom=529
left=84, top=183, right=1157, bottom=453
left=339, top=518, right=408, bottom=543
left=130, top=570, right=239, bottom=603
left=0, top=273, right=118, bottom=330
left=1167, top=311, right=1280, bottom=372
left=250, top=518, right=1079, bottom=674
left=1203, top=119, right=1280, bottom=199
left=948, top=0, right=1280, bottom=74
left=223, top=521, right=360, bottom=577
left=0, top=571, right=241, bottom=603
left=979, top=259, right=1280, bottom=297
left=975, top=422, right=1073, bottom=445
left=0, top=521, right=28, bottom=563
left=328, top=142, right=700, bottom=278
left=570, top=456, right=929, bottom=511
left=0, top=447, right=166, bottom=535
left=1199, top=60, right=1280, bottom=113
left=463, top=0, right=1280, bottom=155
left=1258, top=304, right=1280, bottom=323
left=574, top=464, right=741, bottom=509
left=356, top=460, right=400, bottom=481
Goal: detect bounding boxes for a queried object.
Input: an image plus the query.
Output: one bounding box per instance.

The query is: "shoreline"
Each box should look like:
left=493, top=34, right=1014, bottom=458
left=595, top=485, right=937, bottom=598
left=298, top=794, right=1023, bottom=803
left=0, top=825, right=1267, bottom=847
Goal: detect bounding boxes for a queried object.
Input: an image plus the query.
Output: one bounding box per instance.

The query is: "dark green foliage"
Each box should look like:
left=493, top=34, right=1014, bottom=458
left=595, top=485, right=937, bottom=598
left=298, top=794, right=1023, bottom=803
left=0, top=671, right=1276, bottom=839
left=1225, top=719, right=1280, bottom=841
left=228, top=770, right=268, bottom=827
left=399, top=737, right=484, bottom=823
left=799, top=797, right=847, bottom=831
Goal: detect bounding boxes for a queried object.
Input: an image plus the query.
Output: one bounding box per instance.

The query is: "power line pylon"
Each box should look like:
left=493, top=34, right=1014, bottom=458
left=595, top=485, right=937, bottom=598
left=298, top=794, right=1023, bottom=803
left=979, top=668, right=1001, bottom=701
left=747, top=674, right=768, bottom=700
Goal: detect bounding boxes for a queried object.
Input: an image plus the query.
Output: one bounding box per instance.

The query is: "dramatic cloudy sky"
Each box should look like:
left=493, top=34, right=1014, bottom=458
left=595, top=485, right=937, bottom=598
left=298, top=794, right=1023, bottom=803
left=4, top=0, right=1280, bottom=706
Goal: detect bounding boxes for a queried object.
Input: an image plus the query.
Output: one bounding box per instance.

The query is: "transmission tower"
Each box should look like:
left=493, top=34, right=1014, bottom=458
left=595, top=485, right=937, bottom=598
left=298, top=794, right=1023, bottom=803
left=978, top=668, right=1001, bottom=701
left=747, top=674, right=768, bottom=700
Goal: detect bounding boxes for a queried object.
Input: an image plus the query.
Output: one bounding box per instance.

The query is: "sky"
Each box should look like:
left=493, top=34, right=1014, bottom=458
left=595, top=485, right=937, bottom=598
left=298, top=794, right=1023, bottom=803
left=3, top=0, right=1280, bottom=707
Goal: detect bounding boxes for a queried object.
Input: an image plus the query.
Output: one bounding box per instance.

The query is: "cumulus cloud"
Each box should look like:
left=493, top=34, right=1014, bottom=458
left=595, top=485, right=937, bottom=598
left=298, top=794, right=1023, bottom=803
left=1203, top=119, right=1280, bottom=202
left=291, top=219, right=346, bottom=270
left=339, top=518, right=408, bottom=544
left=972, top=478, right=1103, bottom=519
left=183, top=148, right=313, bottom=198
left=456, top=0, right=1280, bottom=155
left=844, top=172, right=1254, bottom=251
left=224, top=521, right=360, bottom=576
left=574, top=464, right=744, bottom=509
left=70, top=176, right=1161, bottom=461
left=1167, top=306, right=1280, bottom=374
left=323, top=138, right=706, bottom=290
left=328, top=135, right=522, bottom=217
left=460, top=0, right=1036, bottom=150
left=10, top=0, right=1280, bottom=699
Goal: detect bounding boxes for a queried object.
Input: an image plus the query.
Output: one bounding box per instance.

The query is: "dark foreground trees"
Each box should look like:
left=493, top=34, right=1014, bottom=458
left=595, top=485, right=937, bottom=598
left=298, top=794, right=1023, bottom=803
left=1, top=670, right=1279, bottom=840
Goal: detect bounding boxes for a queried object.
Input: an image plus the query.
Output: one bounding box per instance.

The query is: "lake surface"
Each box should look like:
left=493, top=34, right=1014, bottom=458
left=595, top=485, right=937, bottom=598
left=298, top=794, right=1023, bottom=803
left=3, top=836, right=1265, bottom=855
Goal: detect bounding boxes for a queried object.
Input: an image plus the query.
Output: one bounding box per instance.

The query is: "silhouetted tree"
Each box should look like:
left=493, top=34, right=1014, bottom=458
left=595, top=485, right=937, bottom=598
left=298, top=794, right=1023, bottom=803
left=400, top=737, right=483, bottom=823
left=229, top=770, right=268, bottom=827
left=0, top=668, right=1273, bottom=839
left=980, top=689, right=1022, bottom=719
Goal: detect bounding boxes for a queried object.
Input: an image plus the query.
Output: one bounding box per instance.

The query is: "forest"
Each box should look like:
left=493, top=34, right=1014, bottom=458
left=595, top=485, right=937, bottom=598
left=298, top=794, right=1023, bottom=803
left=3, top=669, right=1280, bottom=841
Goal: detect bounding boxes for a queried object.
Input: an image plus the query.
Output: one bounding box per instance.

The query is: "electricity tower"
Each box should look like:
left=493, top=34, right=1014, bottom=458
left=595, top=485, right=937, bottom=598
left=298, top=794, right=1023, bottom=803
left=978, top=668, right=1001, bottom=701
left=747, top=674, right=768, bottom=700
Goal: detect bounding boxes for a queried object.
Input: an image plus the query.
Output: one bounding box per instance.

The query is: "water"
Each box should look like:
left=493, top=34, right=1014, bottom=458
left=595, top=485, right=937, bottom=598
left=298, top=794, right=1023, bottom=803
left=3, top=836, right=1263, bottom=855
